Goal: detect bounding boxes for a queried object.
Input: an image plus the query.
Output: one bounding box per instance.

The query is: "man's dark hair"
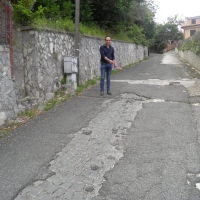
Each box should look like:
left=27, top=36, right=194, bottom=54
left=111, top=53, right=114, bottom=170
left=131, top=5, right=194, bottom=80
left=105, top=36, right=111, bottom=40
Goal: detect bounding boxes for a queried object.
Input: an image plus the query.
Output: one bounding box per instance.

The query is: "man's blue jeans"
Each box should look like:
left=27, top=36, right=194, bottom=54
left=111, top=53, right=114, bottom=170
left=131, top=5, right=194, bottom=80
left=100, top=63, right=112, bottom=92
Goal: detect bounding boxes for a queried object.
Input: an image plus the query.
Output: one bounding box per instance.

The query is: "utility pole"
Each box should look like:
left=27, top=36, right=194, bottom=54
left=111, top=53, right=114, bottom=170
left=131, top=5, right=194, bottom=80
left=75, top=0, right=80, bottom=85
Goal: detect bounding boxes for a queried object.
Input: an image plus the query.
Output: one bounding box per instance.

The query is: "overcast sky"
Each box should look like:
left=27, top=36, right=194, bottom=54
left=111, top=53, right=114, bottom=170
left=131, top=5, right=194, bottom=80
left=153, top=0, right=200, bottom=24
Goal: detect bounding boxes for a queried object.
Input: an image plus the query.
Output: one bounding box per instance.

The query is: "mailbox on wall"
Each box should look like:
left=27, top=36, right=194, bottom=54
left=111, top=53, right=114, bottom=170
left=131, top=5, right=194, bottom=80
left=64, top=56, right=78, bottom=74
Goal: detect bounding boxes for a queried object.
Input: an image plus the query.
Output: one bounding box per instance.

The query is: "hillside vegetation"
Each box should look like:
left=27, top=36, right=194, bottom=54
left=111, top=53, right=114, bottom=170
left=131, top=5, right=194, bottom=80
left=12, top=0, right=157, bottom=45
left=12, top=0, right=183, bottom=52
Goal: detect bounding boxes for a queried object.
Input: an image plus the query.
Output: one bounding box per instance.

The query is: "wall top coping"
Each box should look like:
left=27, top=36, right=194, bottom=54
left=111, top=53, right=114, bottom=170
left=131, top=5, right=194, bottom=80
left=19, top=26, right=146, bottom=47
left=80, top=34, right=142, bottom=45
left=20, top=26, right=73, bottom=36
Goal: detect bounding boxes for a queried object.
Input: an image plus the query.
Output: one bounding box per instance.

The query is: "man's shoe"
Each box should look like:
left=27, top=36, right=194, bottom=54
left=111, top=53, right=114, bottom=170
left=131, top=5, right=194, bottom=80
left=107, top=91, right=112, bottom=95
left=100, top=92, right=104, bottom=96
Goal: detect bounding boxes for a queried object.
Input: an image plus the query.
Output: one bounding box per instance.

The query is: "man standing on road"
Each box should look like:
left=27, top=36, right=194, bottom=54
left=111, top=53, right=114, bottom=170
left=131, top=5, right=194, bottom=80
left=99, top=36, right=117, bottom=96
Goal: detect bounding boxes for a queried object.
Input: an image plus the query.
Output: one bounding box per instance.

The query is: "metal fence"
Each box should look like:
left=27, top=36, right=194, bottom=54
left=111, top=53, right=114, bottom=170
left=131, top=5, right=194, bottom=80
left=0, top=0, right=12, bottom=45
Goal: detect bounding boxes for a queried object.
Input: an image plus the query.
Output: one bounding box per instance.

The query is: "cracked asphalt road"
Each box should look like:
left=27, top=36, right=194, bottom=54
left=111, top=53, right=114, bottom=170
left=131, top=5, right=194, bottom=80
left=1, top=51, right=200, bottom=200
left=92, top=102, right=200, bottom=200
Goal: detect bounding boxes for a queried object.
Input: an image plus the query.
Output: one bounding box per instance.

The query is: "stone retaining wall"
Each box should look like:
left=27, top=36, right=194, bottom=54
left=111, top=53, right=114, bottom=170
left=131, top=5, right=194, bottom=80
left=13, top=26, right=26, bottom=99
left=20, top=28, right=75, bottom=103
left=176, top=48, right=200, bottom=70
left=79, top=36, right=147, bottom=81
left=0, top=46, right=18, bottom=125
left=0, top=27, right=148, bottom=125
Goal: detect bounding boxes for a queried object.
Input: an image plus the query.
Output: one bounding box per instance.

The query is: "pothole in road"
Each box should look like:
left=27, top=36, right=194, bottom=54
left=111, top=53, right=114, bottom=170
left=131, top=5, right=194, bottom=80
left=169, top=81, right=180, bottom=85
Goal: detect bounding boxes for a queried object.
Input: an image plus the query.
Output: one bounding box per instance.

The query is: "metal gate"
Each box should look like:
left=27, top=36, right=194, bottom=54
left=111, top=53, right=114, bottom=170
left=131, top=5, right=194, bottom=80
left=0, top=0, right=12, bottom=45
left=0, top=0, right=13, bottom=78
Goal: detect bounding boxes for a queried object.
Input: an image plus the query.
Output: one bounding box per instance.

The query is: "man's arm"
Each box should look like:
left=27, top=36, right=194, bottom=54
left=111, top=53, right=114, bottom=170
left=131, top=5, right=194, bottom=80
left=112, top=48, right=117, bottom=68
left=105, top=57, right=114, bottom=64
left=113, top=60, right=117, bottom=68
left=112, top=47, right=115, bottom=61
left=99, top=45, right=105, bottom=59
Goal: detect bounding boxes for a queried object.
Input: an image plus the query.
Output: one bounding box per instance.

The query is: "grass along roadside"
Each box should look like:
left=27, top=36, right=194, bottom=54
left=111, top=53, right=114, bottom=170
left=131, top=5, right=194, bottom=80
left=75, top=79, right=97, bottom=95
left=0, top=78, right=98, bottom=139
left=32, top=18, right=133, bottom=42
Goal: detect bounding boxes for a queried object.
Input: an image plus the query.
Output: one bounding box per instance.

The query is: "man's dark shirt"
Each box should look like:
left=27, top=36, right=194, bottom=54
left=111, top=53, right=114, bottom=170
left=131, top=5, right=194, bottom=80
left=100, top=44, right=115, bottom=63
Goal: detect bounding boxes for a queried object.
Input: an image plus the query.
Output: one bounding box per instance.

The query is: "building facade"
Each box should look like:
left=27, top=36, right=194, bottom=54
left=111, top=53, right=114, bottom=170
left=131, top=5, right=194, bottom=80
left=181, top=16, right=200, bottom=39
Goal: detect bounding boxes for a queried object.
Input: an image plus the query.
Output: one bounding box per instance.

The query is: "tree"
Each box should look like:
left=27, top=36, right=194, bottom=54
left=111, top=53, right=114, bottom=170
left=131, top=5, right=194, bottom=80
left=12, top=0, right=157, bottom=45
left=33, top=0, right=74, bottom=19
left=80, top=0, right=93, bottom=23
left=125, top=0, right=157, bottom=44
left=151, top=20, right=183, bottom=53
left=167, top=15, right=184, bottom=27
left=90, top=0, right=133, bottom=30
left=13, top=0, right=44, bottom=25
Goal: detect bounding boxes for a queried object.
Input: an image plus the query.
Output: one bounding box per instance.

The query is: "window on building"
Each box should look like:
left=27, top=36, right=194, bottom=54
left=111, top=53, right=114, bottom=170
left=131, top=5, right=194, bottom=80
left=0, top=0, right=12, bottom=45
left=191, top=19, right=196, bottom=24
left=190, top=30, right=196, bottom=37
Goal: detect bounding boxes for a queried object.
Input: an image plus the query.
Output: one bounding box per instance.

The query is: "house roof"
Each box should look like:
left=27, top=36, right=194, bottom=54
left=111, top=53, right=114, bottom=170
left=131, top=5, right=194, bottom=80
left=185, top=16, right=200, bottom=20
left=181, top=24, right=200, bottom=29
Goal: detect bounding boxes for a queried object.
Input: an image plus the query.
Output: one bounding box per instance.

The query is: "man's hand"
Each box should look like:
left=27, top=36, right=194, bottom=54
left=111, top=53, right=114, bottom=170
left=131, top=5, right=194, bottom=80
left=105, top=57, right=116, bottom=66
left=105, top=57, right=113, bottom=64
left=113, top=61, right=117, bottom=68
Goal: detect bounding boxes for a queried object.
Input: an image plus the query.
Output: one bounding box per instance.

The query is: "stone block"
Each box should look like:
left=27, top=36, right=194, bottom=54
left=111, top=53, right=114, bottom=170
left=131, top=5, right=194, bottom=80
left=0, top=112, right=6, bottom=126
left=14, top=195, right=31, bottom=200
left=26, top=187, right=42, bottom=198
left=39, top=181, right=59, bottom=194
left=46, top=93, right=54, bottom=100
left=35, top=191, right=51, bottom=200
left=0, top=46, right=5, bottom=52
left=70, top=182, right=85, bottom=192
left=72, top=191, right=85, bottom=200
left=47, top=175, right=64, bottom=186
left=61, top=182, right=73, bottom=190
left=53, top=188, right=66, bottom=197
left=57, top=171, right=69, bottom=180
left=63, top=191, right=74, bottom=200
left=29, top=31, right=35, bottom=35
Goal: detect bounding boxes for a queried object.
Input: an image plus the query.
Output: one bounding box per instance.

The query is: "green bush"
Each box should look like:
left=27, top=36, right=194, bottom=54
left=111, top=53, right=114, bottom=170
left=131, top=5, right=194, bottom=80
left=60, top=78, right=66, bottom=85
left=126, top=24, right=148, bottom=46
left=13, top=0, right=44, bottom=26
left=61, top=1, right=74, bottom=19
left=179, top=31, right=200, bottom=54
left=43, top=4, right=60, bottom=19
